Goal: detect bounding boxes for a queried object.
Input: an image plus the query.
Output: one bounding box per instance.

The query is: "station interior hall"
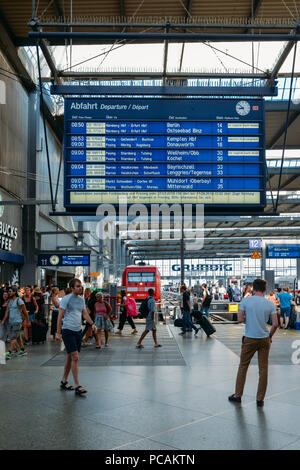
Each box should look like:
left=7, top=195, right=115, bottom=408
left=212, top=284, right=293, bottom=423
left=1, top=0, right=300, bottom=452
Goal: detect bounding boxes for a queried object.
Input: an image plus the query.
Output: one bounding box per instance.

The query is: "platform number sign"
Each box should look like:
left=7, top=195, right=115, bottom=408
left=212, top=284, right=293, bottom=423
left=249, top=239, right=262, bottom=250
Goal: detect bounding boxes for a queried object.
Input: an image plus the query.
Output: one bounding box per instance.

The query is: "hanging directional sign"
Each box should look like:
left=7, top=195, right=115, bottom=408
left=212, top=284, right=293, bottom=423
left=38, top=252, right=90, bottom=267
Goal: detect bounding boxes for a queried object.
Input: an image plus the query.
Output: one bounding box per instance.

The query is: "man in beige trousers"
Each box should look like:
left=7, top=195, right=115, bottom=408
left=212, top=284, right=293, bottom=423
left=228, top=278, right=278, bottom=407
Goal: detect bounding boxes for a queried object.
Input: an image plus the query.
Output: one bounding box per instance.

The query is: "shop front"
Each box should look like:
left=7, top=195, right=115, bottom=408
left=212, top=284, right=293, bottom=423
left=0, top=190, right=24, bottom=285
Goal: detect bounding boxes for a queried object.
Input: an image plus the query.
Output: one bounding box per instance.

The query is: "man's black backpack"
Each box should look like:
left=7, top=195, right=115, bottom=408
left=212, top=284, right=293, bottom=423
left=139, top=297, right=150, bottom=318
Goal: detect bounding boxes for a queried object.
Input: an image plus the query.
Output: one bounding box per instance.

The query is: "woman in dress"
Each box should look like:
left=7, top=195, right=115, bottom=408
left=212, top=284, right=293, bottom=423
left=94, top=293, right=112, bottom=349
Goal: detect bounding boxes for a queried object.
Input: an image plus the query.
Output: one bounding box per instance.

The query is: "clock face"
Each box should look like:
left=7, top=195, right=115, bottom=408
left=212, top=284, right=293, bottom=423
left=236, top=100, right=250, bottom=116
left=50, top=255, right=60, bottom=266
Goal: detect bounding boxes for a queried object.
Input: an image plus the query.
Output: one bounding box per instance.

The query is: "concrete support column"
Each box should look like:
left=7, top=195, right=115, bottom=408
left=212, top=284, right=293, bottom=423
left=20, top=91, right=39, bottom=286
left=116, top=236, right=121, bottom=280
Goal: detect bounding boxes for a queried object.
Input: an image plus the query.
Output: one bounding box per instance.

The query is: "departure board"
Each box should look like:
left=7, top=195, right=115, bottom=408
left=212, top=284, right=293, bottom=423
left=64, top=98, right=266, bottom=210
left=267, top=245, right=300, bottom=258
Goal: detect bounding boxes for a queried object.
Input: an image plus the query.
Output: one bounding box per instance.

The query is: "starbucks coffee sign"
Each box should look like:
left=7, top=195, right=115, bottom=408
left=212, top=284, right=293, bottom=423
left=0, top=190, right=21, bottom=255
left=0, top=220, right=18, bottom=251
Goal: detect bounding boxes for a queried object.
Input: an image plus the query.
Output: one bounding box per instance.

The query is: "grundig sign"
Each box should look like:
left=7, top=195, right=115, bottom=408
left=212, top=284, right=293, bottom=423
left=172, top=264, right=233, bottom=272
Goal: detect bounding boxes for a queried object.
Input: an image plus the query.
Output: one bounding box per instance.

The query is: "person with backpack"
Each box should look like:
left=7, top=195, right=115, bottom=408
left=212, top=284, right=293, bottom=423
left=200, top=284, right=212, bottom=319
left=227, top=285, right=233, bottom=302
left=136, top=288, right=161, bottom=349
left=1, top=286, right=29, bottom=359
left=94, top=292, right=113, bottom=348
left=115, top=290, right=138, bottom=336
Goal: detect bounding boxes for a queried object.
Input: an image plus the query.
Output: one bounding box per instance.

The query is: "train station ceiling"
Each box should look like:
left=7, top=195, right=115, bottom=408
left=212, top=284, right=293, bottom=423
left=1, top=0, right=300, bottom=44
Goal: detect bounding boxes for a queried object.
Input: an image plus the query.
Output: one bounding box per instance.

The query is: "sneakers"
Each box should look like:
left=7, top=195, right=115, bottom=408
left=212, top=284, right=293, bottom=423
left=5, top=351, right=12, bottom=360
left=17, top=349, right=27, bottom=357
left=178, top=331, right=186, bottom=335
left=228, top=394, right=241, bottom=403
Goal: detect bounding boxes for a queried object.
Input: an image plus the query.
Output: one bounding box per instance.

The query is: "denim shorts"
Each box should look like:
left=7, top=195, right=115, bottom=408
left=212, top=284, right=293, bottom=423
left=280, top=307, right=291, bottom=318
left=7, top=323, right=22, bottom=340
left=62, top=329, right=82, bottom=354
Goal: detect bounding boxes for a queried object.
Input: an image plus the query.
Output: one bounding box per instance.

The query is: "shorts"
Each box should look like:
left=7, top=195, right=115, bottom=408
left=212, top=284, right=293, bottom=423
left=146, top=316, right=156, bottom=331
left=280, top=307, right=291, bottom=318
left=7, top=323, right=22, bottom=340
left=29, top=314, right=35, bottom=322
left=62, top=329, right=82, bottom=354
left=95, top=315, right=111, bottom=331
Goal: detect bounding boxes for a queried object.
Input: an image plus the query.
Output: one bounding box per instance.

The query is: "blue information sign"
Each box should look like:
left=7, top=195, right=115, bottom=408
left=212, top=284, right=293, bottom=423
left=38, top=253, right=90, bottom=267
left=63, top=98, right=266, bottom=209
left=267, top=245, right=300, bottom=258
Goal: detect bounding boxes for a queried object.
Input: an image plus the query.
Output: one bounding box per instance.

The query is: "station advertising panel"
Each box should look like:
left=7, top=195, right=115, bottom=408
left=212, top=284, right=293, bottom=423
left=64, top=98, right=266, bottom=211
left=266, top=244, right=300, bottom=258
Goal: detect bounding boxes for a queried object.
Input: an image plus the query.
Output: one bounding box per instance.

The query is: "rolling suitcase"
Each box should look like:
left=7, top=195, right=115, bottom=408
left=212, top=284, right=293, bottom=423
left=32, top=321, right=47, bottom=344
left=198, top=314, right=216, bottom=337
left=192, top=310, right=202, bottom=324
left=289, top=306, right=297, bottom=329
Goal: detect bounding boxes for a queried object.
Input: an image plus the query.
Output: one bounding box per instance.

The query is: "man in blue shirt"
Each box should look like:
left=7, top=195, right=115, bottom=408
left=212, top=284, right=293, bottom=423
left=136, top=288, right=161, bottom=349
left=278, top=286, right=294, bottom=329
left=228, top=278, right=278, bottom=407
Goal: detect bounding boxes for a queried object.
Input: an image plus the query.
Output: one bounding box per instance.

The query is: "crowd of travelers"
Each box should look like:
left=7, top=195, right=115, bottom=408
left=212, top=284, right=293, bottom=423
left=0, top=281, right=161, bottom=363
left=0, top=277, right=297, bottom=402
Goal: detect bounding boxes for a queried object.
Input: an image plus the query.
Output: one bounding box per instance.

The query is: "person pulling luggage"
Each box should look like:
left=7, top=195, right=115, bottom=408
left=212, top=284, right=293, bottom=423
left=178, top=285, right=200, bottom=337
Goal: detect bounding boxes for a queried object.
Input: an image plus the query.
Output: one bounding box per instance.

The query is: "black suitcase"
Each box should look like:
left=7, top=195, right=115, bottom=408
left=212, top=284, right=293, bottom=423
left=174, top=318, right=183, bottom=328
left=289, top=306, right=297, bottom=329
left=192, top=310, right=202, bottom=324
left=198, top=314, right=216, bottom=337
left=32, top=321, right=47, bottom=344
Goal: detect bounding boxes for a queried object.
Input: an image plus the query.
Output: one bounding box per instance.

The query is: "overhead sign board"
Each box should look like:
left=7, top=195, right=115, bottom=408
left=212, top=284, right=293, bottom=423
left=38, top=253, right=90, bottom=267
left=266, top=244, right=300, bottom=258
left=64, top=98, right=266, bottom=211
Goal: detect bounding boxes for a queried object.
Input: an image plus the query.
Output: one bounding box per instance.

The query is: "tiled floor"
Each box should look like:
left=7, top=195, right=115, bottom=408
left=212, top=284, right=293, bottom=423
left=42, top=324, right=186, bottom=367
left=1, top=322, right=300, bottom=450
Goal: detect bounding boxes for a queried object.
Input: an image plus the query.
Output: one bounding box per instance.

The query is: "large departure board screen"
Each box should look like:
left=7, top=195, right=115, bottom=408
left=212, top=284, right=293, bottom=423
left=64, top=98, right=266, bottom=210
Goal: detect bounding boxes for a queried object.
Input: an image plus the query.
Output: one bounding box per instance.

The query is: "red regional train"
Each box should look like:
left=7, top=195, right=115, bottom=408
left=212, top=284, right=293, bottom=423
left=122, top=265, right=161, bottom=305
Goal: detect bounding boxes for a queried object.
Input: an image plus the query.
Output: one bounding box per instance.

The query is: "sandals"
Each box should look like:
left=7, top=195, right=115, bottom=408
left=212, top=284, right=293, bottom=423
left=75, top=386, right=87, bottom=396
left=60, top=381, right=75, bottom=391
left=154, top=344, right=162, bottom=348
left=95, top=346, right=101, bottom=349
left=136, top=344, right=144, bottom=349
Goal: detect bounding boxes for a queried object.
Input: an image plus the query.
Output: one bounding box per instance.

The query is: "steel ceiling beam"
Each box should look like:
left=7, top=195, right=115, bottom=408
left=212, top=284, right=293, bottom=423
left=0, top=10, right=35, bottom=92
left=34, top=21, right=297, bottom=30
left=57, top=71, right=268, bottom=79
left=50, top=84, right=277, bottom=95
left=266, top=20, right=300, bottom=86
left=29, top=18, right=61, bottom=84
left=29, top=31, right=300, bottom=42
left=179, top=0, right=193, bottom=71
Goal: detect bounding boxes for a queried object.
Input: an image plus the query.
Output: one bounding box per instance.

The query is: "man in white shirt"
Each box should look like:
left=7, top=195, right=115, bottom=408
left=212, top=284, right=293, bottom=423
left=228, top=278, right=278, bottom=407
left=56, top=278, right=97, bottom=396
